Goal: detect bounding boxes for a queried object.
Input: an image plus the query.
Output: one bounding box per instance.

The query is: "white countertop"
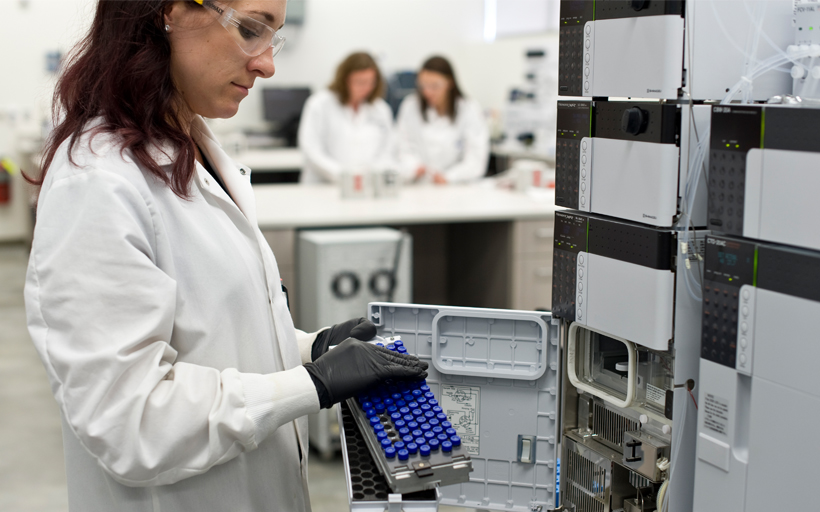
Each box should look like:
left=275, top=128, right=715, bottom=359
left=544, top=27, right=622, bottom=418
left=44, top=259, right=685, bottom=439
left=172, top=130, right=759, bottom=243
left=254, top=183, right=559, bottom=229
left=234, top=148, right=303, bottom=171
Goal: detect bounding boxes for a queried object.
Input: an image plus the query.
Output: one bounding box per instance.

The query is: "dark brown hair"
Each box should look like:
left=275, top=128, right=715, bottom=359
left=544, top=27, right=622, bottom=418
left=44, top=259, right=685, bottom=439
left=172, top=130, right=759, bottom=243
left=26, top=0, right=201, bottom=198
left=328, top=52, right=385, bottom=105
left=418, top=55, right=463, bottom=122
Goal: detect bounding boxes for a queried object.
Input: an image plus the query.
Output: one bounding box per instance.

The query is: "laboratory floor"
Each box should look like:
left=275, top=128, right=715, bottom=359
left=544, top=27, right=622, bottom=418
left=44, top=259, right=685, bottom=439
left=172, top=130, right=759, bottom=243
left=0, top=243, right=473, bottom=512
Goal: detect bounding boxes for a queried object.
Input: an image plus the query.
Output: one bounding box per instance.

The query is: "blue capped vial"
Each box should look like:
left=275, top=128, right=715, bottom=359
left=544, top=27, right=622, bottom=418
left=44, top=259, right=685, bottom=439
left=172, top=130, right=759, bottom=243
left=407, top=443, right=418, bottom=454
left=420, top=385, right=430, bottom=393
left=390, top=412, right=402, bottom=422
left=375, top=403, right=386, bottom=414
left=397, top=347, right=408, bottom=354
left=394, top=420, right=406, bottom=429
left=403, top=394, right=414, bottom=402
left=365, top=408, right=377, bottom=418
left=411, top=429, right=423, bottom=438
left=441, top=441, right=453, bottom=452
left=380, top=438, right=392, bottom=448
left=446, top=428, right=457, bottom=436
left=394, top=340, right=404, bottom=347
left=408, top=401, right=419, bottom=409
left=369, top=417, right=381, bottom=426
left=372, top=423, right=384, bottom=433
left=424, top=431, right=435, bottom=440
left=416, top=397, right=427, bottom=404
left=387, top=344, right=396, bottom=351
left=387, top=405, right=398, bottom=413
left=441, top=421, right=452, bottom=429
left=428, top=419, right=440, bottom=427
left=424, top=392, right=435, bottom=400
left=428, top=399, right=439, bottom=407
left=408, top=421, right=419, bottom=430
left=398, top=449, right=409, bottom=461
left=420, top=423, right=432, bottom=432
left=376, top=431, right=388, bottom=440
left=432, top=426, right=443, bottom=434
left=412, top=409, right=423, bottom=417
left=376, top=342, right=384, bottom=347
left=420, top=404, right=431, bottom=412
left=385, top=446, right=397, bottom=458
left=419, top=444, right=431, bottom=457
left=412, top=390, right=422, bottom=397
left=398, top=427, right=410, bottom=436
left=402, top=435, right=414, bottom=444
left=424, top=411, right=435, bottom=420
left=415, top=437, right=426, bottom=446
left=436, top=413, right=448, bottom=422
left=384, top=398, right=394, bottom=406
left=392, top=393, right=402, bottom=401
left=432, top=406, right=443, bottom=414
left=371, top=396, right=382, bottom=403
left=399, top=407, right=410, bottom=415
left=429, top=439, right=440, bottom=451
left=403, top=414, right=414, bottom=423
left=437, top=433, right=449, bottom=442
left=450, top=436, right=461, bottom=447
left=362, top=401, right=373, bottom=410
left=396, top=400, right=407, bottom=407
left=394, top=441, right=406, bottom=449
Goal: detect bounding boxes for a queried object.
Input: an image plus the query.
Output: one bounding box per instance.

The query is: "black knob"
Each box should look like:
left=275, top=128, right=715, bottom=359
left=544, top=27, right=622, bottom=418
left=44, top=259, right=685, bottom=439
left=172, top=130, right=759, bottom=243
left=631, top=0, right=650, bottom=10
left=621, top=107, right=649, bottom=135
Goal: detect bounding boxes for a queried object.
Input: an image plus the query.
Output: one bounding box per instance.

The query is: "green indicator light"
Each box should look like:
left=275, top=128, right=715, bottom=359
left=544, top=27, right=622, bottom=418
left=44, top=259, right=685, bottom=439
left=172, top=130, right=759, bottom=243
left=811, top=27, right=814, bottom=30
left=729, top=278, right=733, bottom=282
left=726, top=143, right=730, bottom=147
left=574, top=133, right=577, bottom=136
left=735, top=144, right=740, bottom=148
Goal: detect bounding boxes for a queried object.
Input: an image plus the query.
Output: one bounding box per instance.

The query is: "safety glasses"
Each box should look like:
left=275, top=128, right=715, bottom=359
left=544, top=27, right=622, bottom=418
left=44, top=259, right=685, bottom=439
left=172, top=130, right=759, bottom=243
left=193, top=0, right=286, bottom=58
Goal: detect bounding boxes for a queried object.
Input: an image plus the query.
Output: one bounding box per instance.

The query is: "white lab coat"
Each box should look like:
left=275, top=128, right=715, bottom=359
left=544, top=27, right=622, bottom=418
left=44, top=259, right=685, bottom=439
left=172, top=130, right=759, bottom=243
left=396, top=93, right=490, bottom=183
left=25, top=116, right=323, bottom=512
left=298, top=89, right=395, bottom=184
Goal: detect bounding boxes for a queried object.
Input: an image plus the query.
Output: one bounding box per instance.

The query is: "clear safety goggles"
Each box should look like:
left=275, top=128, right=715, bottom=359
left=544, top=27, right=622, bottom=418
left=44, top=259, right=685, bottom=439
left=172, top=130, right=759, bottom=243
left=193, top=0, right=286, bottom=58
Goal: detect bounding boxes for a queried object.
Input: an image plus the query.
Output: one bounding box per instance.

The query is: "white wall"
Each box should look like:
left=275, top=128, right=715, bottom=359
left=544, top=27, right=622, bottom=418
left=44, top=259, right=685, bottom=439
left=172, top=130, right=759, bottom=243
left=1, top=0, right=557, bottom=137
left=0, top=0, right=95, bottom=141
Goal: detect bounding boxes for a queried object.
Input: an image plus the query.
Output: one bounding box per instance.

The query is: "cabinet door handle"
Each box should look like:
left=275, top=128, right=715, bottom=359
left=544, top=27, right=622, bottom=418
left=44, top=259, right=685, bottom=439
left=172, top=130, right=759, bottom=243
left=535, top=267, right=551, bottom=278
left=535, top=228, right=552, bottom=239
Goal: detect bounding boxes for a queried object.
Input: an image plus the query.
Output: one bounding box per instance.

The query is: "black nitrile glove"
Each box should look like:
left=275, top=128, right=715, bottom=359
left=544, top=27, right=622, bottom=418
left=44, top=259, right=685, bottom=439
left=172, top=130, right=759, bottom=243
left=304, top=338, right=429, bottom=409
left=311, top=317, right=377, bottom=362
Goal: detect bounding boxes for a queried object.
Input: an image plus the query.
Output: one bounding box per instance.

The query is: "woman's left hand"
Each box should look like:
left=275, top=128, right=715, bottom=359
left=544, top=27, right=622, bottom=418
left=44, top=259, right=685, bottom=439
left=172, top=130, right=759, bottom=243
left=432, top=173, right=448, bottom=185
left=311, top=317, right=377, bottom=361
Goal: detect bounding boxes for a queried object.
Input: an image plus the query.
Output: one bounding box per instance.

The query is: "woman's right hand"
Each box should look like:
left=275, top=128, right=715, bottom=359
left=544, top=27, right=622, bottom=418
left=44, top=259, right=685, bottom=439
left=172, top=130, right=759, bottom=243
left=303, top=339, right=428, bottom=408
left=414, top=166, right=427, bottom=181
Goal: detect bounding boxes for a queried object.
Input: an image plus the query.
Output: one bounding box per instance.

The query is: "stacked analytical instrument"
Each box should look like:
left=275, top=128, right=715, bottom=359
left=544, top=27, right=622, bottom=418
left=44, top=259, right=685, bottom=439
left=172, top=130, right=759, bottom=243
left=554, top=1, right=795, bottom=511
left=692, top=104, right=820, bottom=512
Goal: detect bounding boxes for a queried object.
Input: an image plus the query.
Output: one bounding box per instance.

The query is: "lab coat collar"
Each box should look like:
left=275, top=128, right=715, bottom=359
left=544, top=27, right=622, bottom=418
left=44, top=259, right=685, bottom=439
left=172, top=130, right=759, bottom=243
left=144, top=117, right=258, bottom=226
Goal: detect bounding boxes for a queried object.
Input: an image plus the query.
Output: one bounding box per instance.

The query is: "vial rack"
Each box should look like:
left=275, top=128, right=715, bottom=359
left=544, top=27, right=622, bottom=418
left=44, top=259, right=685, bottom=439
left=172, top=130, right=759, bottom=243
left=346, top=338, right=473, bottom=495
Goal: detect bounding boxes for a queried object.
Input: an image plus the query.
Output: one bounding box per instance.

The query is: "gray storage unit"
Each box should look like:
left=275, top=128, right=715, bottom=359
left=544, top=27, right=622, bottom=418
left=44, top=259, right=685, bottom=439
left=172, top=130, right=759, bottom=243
left=297, top=228, right=412, bottom=332
left=298, top=228, right=412, bottom=459
left=340, top=303, right=562, bottom=511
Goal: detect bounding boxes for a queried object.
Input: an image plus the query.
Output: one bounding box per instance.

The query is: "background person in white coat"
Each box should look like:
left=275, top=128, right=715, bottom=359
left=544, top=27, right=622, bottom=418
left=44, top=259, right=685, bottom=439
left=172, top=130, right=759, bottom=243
left=397, top=55, right=490, bottom=185
left=23, top=1, right=426, bottom=511
left=298, top=52, right=395, bottom=184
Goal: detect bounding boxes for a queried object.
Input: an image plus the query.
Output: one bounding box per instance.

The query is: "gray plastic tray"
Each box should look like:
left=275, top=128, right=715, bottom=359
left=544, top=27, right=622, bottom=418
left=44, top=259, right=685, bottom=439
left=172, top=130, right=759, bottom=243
left=363, top=303, right=562, bottom=512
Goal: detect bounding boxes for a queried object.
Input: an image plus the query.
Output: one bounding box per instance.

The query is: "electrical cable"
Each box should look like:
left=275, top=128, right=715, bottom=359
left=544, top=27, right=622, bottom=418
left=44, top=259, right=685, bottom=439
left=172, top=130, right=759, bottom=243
left=385, top=229, right=406, bottom=303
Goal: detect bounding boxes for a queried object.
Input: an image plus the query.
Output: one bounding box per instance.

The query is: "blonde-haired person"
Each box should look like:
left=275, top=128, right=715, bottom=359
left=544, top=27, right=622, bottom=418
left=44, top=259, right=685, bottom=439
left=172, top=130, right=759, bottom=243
left=397, top=56, right=489, bottom=184
left=298, top=52, right=395, bottom=184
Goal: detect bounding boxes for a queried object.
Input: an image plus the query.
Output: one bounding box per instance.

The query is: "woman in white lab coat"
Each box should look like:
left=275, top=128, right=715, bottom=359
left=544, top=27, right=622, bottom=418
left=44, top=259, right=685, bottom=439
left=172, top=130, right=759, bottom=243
left=23, top=2, right=425, bottom=511
left=397, top=56, right=490, bottom=184
left=298, top=52, right=395, bottom=184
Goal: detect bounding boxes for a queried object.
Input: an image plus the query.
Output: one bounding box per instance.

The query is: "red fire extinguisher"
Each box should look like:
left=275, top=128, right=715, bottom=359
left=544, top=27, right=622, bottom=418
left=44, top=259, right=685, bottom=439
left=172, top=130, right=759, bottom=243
left=0, top=161, right=10, bottom=205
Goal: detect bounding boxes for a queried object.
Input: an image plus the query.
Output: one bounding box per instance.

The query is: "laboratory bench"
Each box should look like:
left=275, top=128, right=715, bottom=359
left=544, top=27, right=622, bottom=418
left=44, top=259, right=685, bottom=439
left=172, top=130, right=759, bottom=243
left=254, top=183, right=560, bottom=328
